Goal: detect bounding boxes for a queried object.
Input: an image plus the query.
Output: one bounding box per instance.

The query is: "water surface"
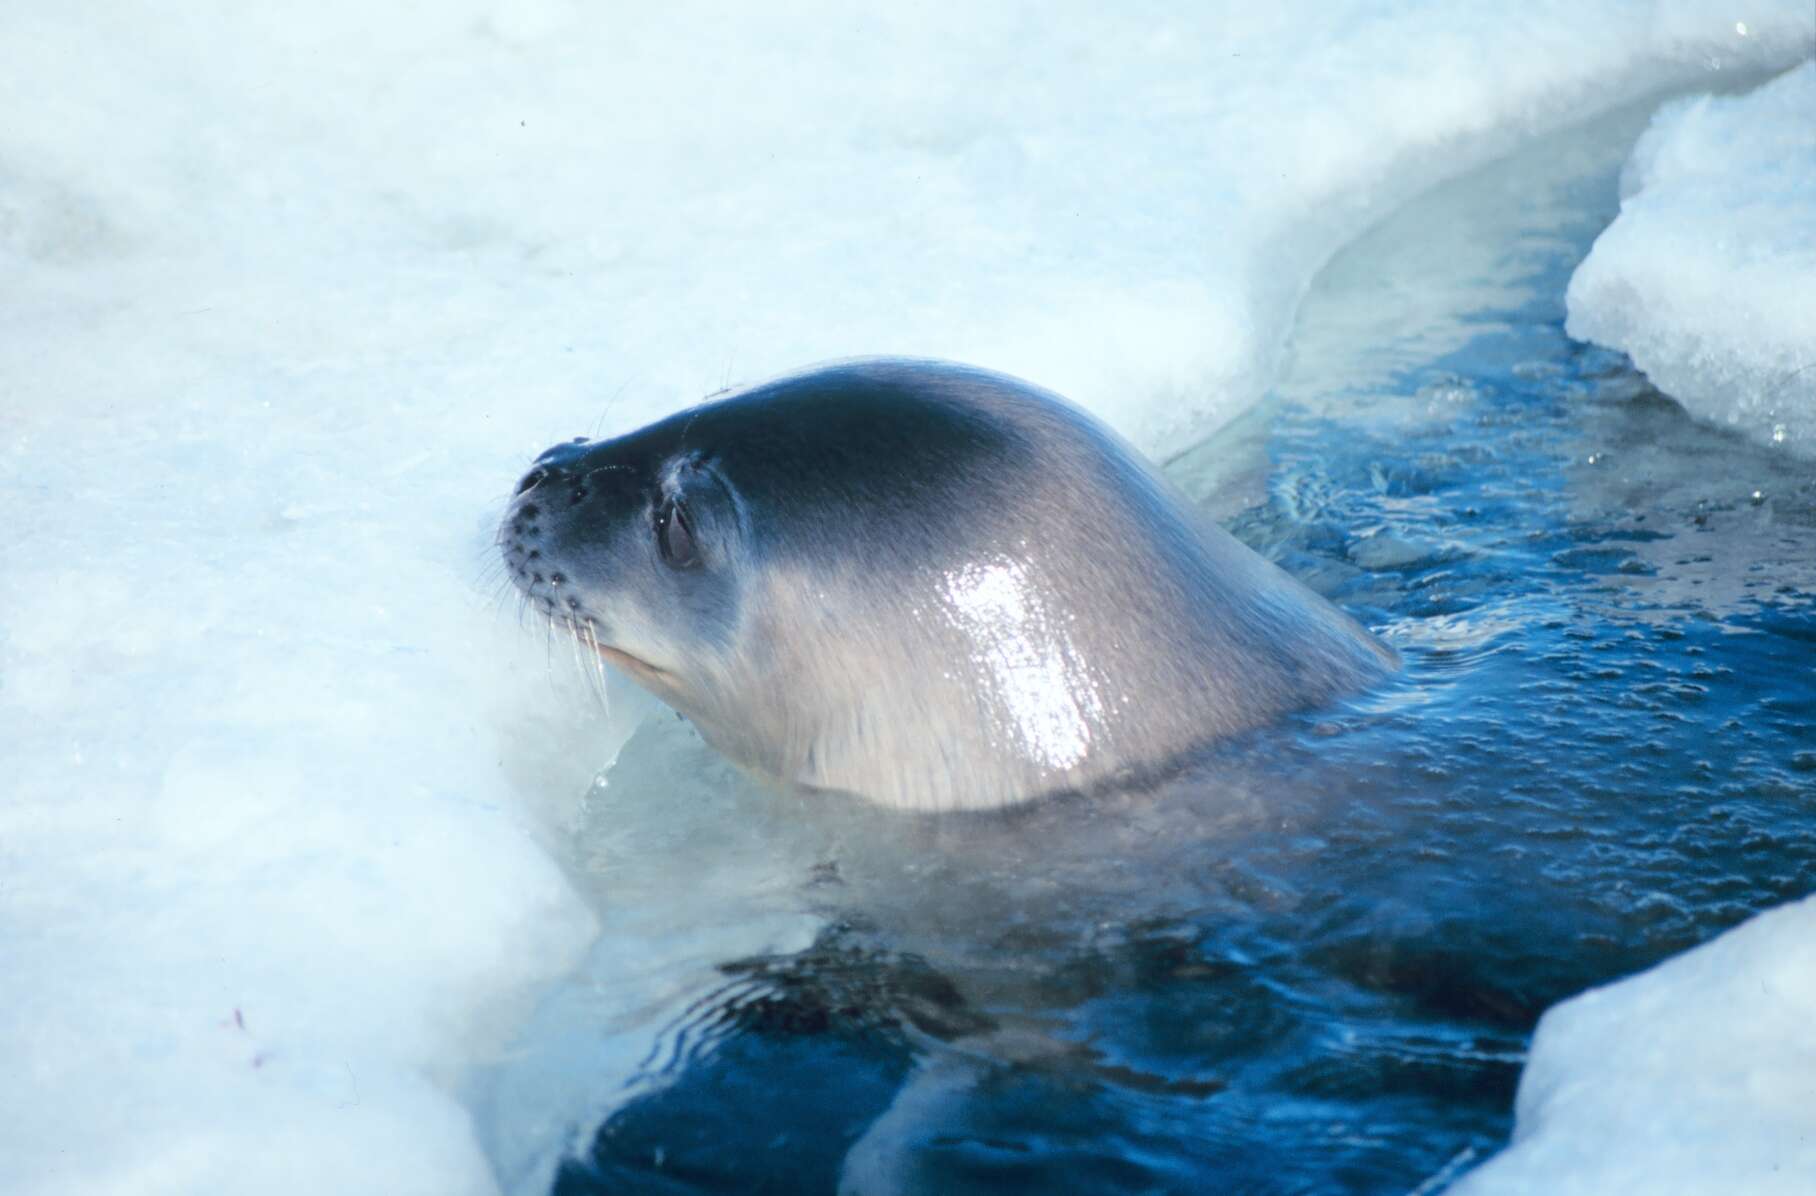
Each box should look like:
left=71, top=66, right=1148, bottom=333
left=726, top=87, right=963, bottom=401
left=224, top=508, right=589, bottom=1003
left=485, top=98, right=1816, bottom=1196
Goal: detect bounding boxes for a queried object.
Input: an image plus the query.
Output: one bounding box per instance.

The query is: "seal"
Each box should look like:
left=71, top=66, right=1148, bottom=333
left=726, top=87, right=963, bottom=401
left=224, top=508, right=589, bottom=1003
left=501, top=358, right=1394, bottom=812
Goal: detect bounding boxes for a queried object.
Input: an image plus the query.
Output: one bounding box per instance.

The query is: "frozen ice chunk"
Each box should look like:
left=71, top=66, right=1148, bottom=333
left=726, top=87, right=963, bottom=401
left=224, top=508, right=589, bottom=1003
left=1456, top=893, right=1816, bottom=1194
left=1567, top=63, right=1816, bottom=455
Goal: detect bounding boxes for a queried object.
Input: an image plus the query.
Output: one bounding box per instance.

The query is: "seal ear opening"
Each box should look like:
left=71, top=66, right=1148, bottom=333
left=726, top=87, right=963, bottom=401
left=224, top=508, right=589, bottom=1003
left=657, top=457, right=748, bottom=571
left=655, top=499, right=701, bottom=569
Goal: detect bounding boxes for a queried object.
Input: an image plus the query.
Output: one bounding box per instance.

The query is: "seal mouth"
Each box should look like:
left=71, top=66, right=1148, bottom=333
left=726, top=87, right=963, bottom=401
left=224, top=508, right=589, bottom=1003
left=593, top=641, right=672, bottom=683
left=545, top=608, right=675, bottom=685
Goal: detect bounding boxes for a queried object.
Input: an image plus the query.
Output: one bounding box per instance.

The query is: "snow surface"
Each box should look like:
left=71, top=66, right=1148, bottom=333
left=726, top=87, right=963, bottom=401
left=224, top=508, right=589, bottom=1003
left=1567, top=61, right=1816, bottom=454
left=1454, top=893, right=1816, bottom=1195
left=2, top=3, right=1813, bottom=1193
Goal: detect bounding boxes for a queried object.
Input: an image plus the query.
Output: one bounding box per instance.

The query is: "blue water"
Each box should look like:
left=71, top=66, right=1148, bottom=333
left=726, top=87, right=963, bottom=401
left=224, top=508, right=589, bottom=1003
left=527, top=102, right=1816, bottom=1195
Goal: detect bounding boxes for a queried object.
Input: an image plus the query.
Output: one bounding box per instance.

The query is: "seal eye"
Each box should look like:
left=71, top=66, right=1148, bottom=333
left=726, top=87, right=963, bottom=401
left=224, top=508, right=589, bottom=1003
left=656, top=500, right=700, bottom=569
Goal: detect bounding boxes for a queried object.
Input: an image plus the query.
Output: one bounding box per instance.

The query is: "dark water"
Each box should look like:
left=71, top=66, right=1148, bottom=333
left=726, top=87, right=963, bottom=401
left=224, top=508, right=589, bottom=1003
left=532, top=103, right=1816, bottom=1196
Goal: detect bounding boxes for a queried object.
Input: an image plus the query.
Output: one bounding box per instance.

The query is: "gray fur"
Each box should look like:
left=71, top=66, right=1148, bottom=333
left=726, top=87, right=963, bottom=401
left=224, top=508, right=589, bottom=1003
left=502, top=358, right=1395, bottom=812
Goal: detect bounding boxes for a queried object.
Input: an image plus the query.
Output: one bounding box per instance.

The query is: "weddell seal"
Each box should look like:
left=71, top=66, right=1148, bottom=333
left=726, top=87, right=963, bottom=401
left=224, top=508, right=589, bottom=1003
left=501, top=358, right=1395, bottom=812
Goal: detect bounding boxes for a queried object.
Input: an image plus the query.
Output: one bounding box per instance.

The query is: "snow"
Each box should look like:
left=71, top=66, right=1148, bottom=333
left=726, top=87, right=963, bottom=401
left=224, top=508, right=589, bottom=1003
left=2, top=3, right=1812, bottom=1193
left=1453, top=893, right=1816, bottom=1195
left=1461, top=70, right=1816, bottom=1188
left=1567, top=61, right=1816, bottom=454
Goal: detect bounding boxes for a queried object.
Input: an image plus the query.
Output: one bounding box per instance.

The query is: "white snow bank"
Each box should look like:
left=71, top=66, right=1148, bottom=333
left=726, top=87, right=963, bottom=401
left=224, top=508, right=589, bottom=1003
left=1567, top=61, right=1816, bottom=454
left=2, top=4, right=1812, bottom=1194
left=1454, top=894, right=1816, bottom=1195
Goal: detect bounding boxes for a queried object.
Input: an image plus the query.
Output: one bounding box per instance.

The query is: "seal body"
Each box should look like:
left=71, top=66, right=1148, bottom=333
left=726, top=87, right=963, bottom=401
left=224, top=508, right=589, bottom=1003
left=501, top=358, right=1394, bottom=812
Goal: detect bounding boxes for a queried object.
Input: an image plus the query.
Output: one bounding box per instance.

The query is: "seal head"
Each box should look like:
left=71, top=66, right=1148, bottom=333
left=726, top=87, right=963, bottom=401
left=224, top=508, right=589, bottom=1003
left=502, top=358, right=1394, bottom=811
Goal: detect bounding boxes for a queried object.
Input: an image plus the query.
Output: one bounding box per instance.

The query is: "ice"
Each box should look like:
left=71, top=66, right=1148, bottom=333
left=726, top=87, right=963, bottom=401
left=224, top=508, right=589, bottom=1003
left=2, top=3, right=1812, bottom=1193
left=1566, top=62, right=1816, bottom=453
left=1454, top=893, right=1816, bottom=1195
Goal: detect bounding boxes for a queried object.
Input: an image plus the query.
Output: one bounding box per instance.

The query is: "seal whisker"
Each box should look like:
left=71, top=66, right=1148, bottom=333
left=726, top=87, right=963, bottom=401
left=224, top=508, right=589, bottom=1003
left=476, top=562, right=517, bottom=610
left=488, top=574, right=518, bottom=616
left=472, top=549, right=505, bottom=587
left=565, top=620, right=591, bottom=694
left=674, top=402, right=707, bottom=456
left=590, top=373, right=640, bottom=441
left=542, top=609, right=563, bottom=679
left=569, top=620, right=604, bottom=710
left=580, top=622, right=612, bottom=716
left=560, top=616, right=587, bottom=688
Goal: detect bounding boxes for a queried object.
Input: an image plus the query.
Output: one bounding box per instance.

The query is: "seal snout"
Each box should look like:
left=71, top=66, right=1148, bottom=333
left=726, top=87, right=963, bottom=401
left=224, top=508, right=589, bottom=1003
left=502, top=436, right=621, bottom=627
left=501, top=499, right=555, bottom=599
left=501, top=475, right=563, bottom=611
left=513, top=436, right=599, bottom=509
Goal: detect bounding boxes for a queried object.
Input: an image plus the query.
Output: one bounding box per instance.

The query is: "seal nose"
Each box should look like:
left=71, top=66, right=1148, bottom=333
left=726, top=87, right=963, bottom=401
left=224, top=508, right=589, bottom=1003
left=515, top=437, right=593, bottom=496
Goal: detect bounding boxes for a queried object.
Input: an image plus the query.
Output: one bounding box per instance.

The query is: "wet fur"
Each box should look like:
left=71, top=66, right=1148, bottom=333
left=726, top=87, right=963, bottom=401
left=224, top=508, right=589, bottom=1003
left=501, top=358, right=1395, bottom=811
